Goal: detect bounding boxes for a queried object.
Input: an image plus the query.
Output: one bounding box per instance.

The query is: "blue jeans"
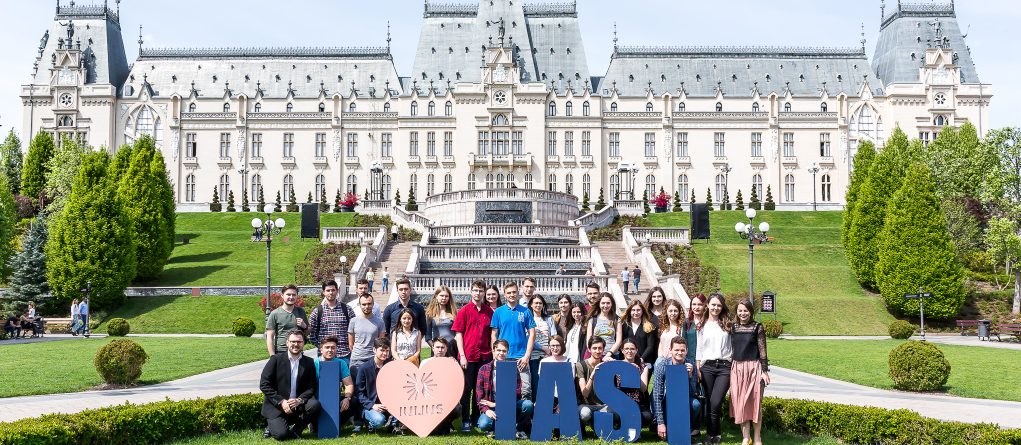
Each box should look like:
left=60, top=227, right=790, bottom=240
left=690, top=397, right=703, bottom=432
left=368, top=281, right=374, bottom=293
left=633, top=277, right=640, bottom=292
left=476, top=400, right=534, bottom=432
left=362, top=409, right=390, bottom=430
left=381, top=278, right=389, bottom=293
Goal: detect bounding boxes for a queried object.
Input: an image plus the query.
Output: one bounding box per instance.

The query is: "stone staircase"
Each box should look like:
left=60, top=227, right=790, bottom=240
left=594, top=241, right=652, bottom=301
left=369, top=241, right=414, bottom=305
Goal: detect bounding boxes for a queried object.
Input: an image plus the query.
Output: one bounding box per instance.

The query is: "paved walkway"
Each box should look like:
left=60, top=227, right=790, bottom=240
left=781, top=334, right=1021, bottom=351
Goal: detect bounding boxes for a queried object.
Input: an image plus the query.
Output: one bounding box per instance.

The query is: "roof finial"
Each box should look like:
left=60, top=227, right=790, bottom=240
left=612, top=22, right=619, bottom=52
left=116, top=0, right=120, bottom=16
left=386, top=21, right=391, bottom=53
left=880, top=0, right=886, bottom=22
left=860, top=22, right=867, bottom=52
left=137, top=24, right=143, bottom=53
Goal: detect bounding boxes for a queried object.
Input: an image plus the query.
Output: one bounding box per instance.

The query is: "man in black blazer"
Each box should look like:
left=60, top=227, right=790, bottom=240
left=260, top=329, right=321, bottom=440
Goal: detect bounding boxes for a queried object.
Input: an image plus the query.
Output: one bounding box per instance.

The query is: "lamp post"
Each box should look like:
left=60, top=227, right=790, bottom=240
left=339, top=255, right=348, bottom=296
left=666, top=257, right=674, bottom=275
left=644, top=232, right=652, bottom=245
left=807, top=163, right=820, bottom=211
left=252, top=205, right=286, bottom=319
left=734, top=208, right=771, bottom=306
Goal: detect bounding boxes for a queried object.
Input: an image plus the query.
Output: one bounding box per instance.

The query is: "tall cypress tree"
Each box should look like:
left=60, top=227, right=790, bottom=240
left=842, top=141, right=877, bottom=250
left=0, top=130, right=23, bottom=195
left=47, top=152, right=136, bottom=309
left=876, top=163, right=964, bottom=318
left=0, top=175, right=17, bottom=279
left=705, top=188, right=713, bottom=211
left=21, top=132, right=55, bottom=203
left=109, top=144, right=134, bottom=183
left=7, top=214, right=49, bottom=300
left=44, top=136, right=89, bottom=214
left=118, top=135, right=175, bottom=280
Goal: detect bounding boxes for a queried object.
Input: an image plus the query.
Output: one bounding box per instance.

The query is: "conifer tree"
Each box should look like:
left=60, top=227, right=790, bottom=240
left=581, top=191, right=590, bottom=212
left=257, top=187, right=266, bottom=213
left=7, top=213, right=48, bottom=300
left=47, top=152, right=136, bottom=309
left=764, top=185, right=776, bottom=210
left=333, top=189, right=342, bottom=212
left=118, top=136, right=175, bottom=280
left=842, top=141, right=877, bottom=250
left=394, top=189, right=402, bottom=207
left=596, top=188, right=606, bottom=210
left=0, top=175, right=16, bottom=279
left=241, top=189, right=251, bottom=212
left=109, top=144, right=134, bottom=183
left=749, top=186, right=761, bottom=210
left=735, top=189, right=744, bottom=210
left=642, top=189, right=651, bottom=214
left=720, top=189, right=730, bottom=211
left=306, top=191, right=313, bottom=204
left=690, top=190, right=696, bottom=207
left=319, top=187, right=329, bottom=212
left=847, top=127, right=911, bottom=288
left=672, top=191, right=682, bottom=212
left=21, top=132, right=55, bottom=203
left=274, top=191, right=282, bottom=213
left=406, top=187, right=419, bottom=211
left=876, top=163, right=964, bottom=318
left=45, top=136, right=89, bottom=214
left=226, top=191, right=236, bottom=212
left=210, top=187, right=222, bottom=212
left=0, top=130, right=23, bottom=195
left=705, top=188, right=713, bottom=211
left=287, top=190, right=299, bottom=212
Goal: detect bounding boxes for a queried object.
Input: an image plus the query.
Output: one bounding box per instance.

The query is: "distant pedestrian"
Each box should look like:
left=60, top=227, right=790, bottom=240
left=366, top=269, right=376, bottom=293
left=381, top=267, right=390, bottom=293
left=77, top=297, right=90, bottom=336
left=555, top=264, right=566, bottom=275
left=632, top=266, right=642, bottom=294
left=70, top=298, right=80, bottom=335
left=620, top=267, right=631, bottom=294
left=391, top=225, right=399, bottom=242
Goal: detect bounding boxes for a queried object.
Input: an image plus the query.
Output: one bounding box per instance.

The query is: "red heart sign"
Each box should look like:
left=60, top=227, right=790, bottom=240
left=376, top=357, right=465, bottom=437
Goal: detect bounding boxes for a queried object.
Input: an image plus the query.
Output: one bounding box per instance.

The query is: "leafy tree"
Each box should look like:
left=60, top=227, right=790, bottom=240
left=333, top=189, right=342, bottom=212
left=764, top=185, right=777, bottom=210
left=734, top=189, right=744, bottom=210
left=209, top=187, right=222, bottom=212
left=241, top=189, right=251, bottom=212
left=226, top=191, right=236, bottom=212
left=847, top=128, right=911, bottom=288
left=109, top=144, right=134, bottom=183
left=985, top=217, right=1021, bottom=314
left=581, top=191, right=590, bottom=212
left=47, top=152, right=136, bottom=310
left=941, top=197, right=983, bottom=260
left=642, top=189, right=651, bottom=214
left=596, top=188, right=606, bottom=210
left=983, top=127, right=1021, bottom=215
left=876, top=163, right=964, bottom=318
left=394, top=189, right=402, bottom=207
left=0, top=130, right=23, bottom=195
left=705, top=188, right=713, bottom=211
left=118, top=136, right=175, bottom=280
left=319, top=187, right=329, bottom=212
left=44, top=136, right=90, bottom=214
left=21, top=132, right=55, bottom=203
left=0, top=175, right=16, bottom=279
left=842, top=141, right=877, bottom=249
left=406, top=187, right=419, bottom=211
left=672, top=191, right=682, bottom=212
left=273, top=191, right=282, bottom=213
left=924, top=122, right=993, bottom=200
left=7, top=213, right=49, bottom=300
left=257, top=187, right=266, bottom=213
left=749, top=186, right=761, bottom=210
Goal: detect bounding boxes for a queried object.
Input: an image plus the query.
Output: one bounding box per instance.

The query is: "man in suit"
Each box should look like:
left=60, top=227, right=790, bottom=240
left=260, top=329, right=321, bottom=440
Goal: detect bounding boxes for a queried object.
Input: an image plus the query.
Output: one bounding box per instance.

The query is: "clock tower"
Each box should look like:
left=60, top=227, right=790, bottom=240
left=49, top=20, right=85, bottom=142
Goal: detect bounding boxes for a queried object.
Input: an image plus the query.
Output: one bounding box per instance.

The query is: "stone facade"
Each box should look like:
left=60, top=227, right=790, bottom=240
left=20, top=1, right=991, bottom=211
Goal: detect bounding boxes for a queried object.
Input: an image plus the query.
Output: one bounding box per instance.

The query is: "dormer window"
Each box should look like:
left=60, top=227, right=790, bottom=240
left=610, top=102, right=618, bottom=112
left=445, top=101, right=452, bottom=116
left=348, top=103, right=356, bottom=113
left=383, top=102, right=391, bottom=112
left=411, top=101, right=418, bottom=116
left=565, top=101, right=573, bottom=117
left=715, top=102, right=723, bottom=112
left=548, top=101, right=557, bottom=116
left=646, top=102, right=654, bottom=112
left=223, top=103, right=230, bottom=113
left=286, top=103, right=294, bottom=113
left=319, top=102, right=326, bottom=112
left=582, top=101, right=590, bottom=116
left=820, top=102, right=828, bottom=112
left=678, top=102, right=686, bottom=112
left=428, top=101, right=436, bottom=116
left=254, top=103, right=261, bottom=112
left=784, top=102, right=792, bottom=112
left=189, top=103, right=197, bottom=112
left=752, top=102, right=760, bottom=112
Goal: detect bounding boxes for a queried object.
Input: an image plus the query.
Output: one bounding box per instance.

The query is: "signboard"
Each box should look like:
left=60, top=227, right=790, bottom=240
left=761, top=291, right=776, bottom=314
left=903, top=292, right=932, bottom=300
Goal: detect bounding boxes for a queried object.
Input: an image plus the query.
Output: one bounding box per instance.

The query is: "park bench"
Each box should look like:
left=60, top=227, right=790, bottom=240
left=44, top=317, right=73, bottom=335
left=994, top=323, right=1021, bottom=342
left=955, top=319, right=980, bottom=335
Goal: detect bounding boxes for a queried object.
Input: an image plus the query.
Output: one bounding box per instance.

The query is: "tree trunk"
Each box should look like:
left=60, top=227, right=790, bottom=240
left=1013, top=269, right=1020, bottom=315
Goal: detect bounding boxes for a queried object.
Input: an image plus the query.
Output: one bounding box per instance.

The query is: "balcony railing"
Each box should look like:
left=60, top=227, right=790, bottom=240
left=321, top=227, right=385, bottom=243
left=418, top=245, right=593, bottom=262
left=423, top=188, right=579, bottom=206
left=629, top=227, right=691, bottom=245
left=428, top=224, right=579, bottom=242
left=404, top=274, right=610, bottom=297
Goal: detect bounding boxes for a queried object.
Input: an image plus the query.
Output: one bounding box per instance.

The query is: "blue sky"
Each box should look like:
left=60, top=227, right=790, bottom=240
left=0, top=0, right=1017, bottom=138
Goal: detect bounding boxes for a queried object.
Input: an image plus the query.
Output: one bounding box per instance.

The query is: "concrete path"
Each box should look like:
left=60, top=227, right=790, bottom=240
left=781, top=334, right=1021, bottom=351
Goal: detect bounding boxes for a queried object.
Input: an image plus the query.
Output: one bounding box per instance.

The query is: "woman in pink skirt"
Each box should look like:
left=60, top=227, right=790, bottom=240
left=729, top=299, right=770, bottom=445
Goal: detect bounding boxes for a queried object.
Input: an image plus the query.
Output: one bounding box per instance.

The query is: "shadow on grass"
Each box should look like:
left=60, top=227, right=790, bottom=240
left=144, top=265, right=229, bottom=286
left=168, top=251, right=232, bottom=264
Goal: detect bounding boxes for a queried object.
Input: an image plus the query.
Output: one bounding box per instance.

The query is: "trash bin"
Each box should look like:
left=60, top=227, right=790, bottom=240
left=978, top=319, right=991, bottom=341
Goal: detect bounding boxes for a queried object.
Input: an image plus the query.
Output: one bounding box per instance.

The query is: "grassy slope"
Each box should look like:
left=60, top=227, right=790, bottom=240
left=0, top=337, right=265, bottom=398
left=145, top=212, right=354, bottom=287
left=649, top=211, right=894, bottom=335
left=96, top=296, right=266, bottom=334
left=769, top=339, right=1021, bottom=401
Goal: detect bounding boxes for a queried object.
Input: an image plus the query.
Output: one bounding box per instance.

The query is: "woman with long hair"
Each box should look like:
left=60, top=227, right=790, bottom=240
left=618, top=338, right=653, bottom=426
left=539, top=335, right=572, bottom=414
left=686, top=294, right=708, bottom=362
left=697, top=293, right=733, bottom=445
left=657, top=299, right=686, bottom=359
left=426, top=285, right=460, bottom=358
left=484, top=285, right=502, bottom=310
left=618, top=299, right=658, bottom=366
left=586, top=292, right=619, bottom=360
left=730, top=299, right=770, bottom=445
left=391, top=309, right=422, bottom=365
left=564, top=302, right=588, bottom=363
left=528, top=294, right=557, bottom=401
left=553, top=294, right=573, bottom=336
left=644, top=287, right=667, bottom=326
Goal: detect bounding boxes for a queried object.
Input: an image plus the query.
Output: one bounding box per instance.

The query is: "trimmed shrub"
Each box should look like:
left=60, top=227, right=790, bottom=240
left=106, top=318, right=130, bottom=336
left=888, top=320, right=914, bottom=339
left=231, top=317, right=256, bottom=337
left=763, top=185, right=776, bottom=210
left=888, top=340, right=950, bottom=392
left=763, top=319, right=783, bottom=338
left=94, top=339, right=148, bottom=385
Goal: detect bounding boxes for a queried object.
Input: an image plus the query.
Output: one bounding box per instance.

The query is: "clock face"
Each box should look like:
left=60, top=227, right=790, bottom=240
left=493, top=67, right=508, bottom=83
left=58, top=93, right=74, bottom=108
left=494, top=90, right=508, bottom=105
left=58, top=69, right=76, bottom=86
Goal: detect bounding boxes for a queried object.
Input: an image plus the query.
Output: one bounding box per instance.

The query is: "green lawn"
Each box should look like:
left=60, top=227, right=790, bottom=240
left=96, top=296, right=267, bottom=334
left=0, top=337, right=265, bottom=398
left=144, top=212, right=354, bottom=286
left=164, top=427, right=838, bottom=445
left=769, top=339, right=1021, bottom=401
left=649, top=211, right=894, bottom=335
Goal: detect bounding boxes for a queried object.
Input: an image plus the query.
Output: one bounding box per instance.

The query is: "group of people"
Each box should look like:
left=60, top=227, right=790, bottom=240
left=3, top=302, right=43, bottom=339
left=620, top=265, right=643, bottom=295
left=260, top=278, right=770, bottom=445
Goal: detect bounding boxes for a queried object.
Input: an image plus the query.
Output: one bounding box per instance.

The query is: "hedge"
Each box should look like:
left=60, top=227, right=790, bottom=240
left=2, top=393, right=1019, bottom=445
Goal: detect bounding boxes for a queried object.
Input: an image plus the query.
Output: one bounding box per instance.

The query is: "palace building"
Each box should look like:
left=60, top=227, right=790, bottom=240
left=20, top=1, right=990, bottom=211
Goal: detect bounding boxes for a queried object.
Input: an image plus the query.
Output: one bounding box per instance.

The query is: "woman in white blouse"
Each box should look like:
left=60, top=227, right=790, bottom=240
left=696, top=293, right=733, bottom=445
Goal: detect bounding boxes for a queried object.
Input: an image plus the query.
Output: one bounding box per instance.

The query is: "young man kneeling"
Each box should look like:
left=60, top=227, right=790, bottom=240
left=475, top=339, right=534, bottom=439
left=260, top=330, right=321, bottom=440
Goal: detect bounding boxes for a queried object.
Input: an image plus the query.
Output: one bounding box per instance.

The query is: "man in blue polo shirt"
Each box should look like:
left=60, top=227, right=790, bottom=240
left=489, top=281, right=535, bottom=399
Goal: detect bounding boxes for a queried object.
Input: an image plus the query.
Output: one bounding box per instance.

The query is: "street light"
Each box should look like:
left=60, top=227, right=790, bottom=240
left=644, top=232, right=652, bottom=245
left=734, top=208, right=771, bottom=306
left=252, top=204, right=286, bottom=319
left=807, top=163, right=820, bottom=211
left=339, top=255, right=348, bottom=295
left=666, top=257, right=674, bottom=275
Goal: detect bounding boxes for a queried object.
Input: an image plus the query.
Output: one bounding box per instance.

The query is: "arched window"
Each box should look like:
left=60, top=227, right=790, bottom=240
left=444, top=173, right=453, bottom=193
left=496, top=173, right=505, bottom=189
left=855, top=106, right=875, bottom=138
left=565, top=101, right=573, bottom=117
left=219, top=174, right=231, bottom=205
left=223, top=103, right=230, bottom=113
left=565, top=173, right=574, bottom=194
left=524, top=173, right=534, bottom=190
left=677, top=174, right=689, bottom=202
left=467, top=173, right=476, bottom=190
left=820, top=102, right=828, bottom=112
left=136, top=107, right=153, bottom=138
left=784, top=174, right=795, bottom=203
left=188, top=103, right=197, bottom=112
left=346, top=174, right=357, bottom=195
left=410, top=101, right=418, bottom=116
left=547, top=173, right=557, bottom=192
left=319, top=102, right=326, bottom=112
left=315, top=174, right=326, bottom=202
left=582, top=101, right=590, bottom=116
left=133, top=106, right=162, bottom=146
left=348, top=103, right=357, bottom=113
left=185, top=174, right=196, bottom=202
left=254, top=103, right=262, bottom=112
left=715, top=102, right=723, bottom=112
left=283, top=174, right=294, bottom=202
left=821, top=174, right=832, bottom=202
left=646, top=102, right=654, bottom=112
left=934, top=115, right=947, bottom=127
left=715, top=174, right=726, bottom=201
left=409, top=174, right=418, bottom=194
left=286, top=103, right=294, bottom=113
left=645, top=174, right=656, bottom=199
left=382, top=175, right=392, bottom=200
left=383, top=102, right=391, bottom=112
left=485, top=173, right=494, bottom=190
left=59, top=116, right=73, bottom=127
left=548, top=101, right=557, bottom=116
left=752, top=174, right=763, bottom=201
left=251, top=174, right=262, bottom=202
left=784, top=102, right=792, bottom=112
left=677, top=102, right=686, bottom=112
left=445, top=101, right=452, bottom=116
left=506, top=173, right=515, bottom=187
left=752, top=102, right=760, bottom=112
left=428, top=101, right=436, bottom=116
left=582, top=173, right=591, bottom=198
left=610, top=174, right=620, bottom=199
left=492, top=114, right=509, bottom=126
left=610, top=102, right=618, bottom=112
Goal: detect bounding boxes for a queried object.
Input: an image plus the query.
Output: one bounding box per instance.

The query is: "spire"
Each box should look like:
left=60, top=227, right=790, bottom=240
left=880, top=0, right=885, bottom=22
left=137, top=24, right=143, bottom=53
left=860, top=22, right=867, bottom=53
left=386, top=21, right=391, bottom=53
left=612, top=22, right=619, bottom=53
left=116, top=0, right=120, bottom=16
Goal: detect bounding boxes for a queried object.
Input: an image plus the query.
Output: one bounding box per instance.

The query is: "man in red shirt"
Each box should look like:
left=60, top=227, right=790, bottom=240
left=452, top=280, right=493, bottom=433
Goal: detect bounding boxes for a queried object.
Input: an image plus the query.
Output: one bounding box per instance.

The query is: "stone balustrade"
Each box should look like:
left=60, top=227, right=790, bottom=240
left=613, top=199, right=645, bottom=216
left=424, top=188, right=578, bottom=207
left=392, top=207, right=432, bottom=232
left=418, top=245, right=592, bottom=262
left=358, top=200, right=393, bottom=215
left=321, top=227, right=385, bottom=244
left=403, top=274, right=610, bottom=298
left=573, top=206, right=617, bottom=232
left=629, top=227, right=691, bottom=245
left=428, top=224, right=579, bottom=243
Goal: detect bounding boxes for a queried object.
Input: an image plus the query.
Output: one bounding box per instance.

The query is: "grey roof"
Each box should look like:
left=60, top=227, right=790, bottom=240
left=412, top=1, right=590, bottom=94
left=32, top=3, right=129, bottom=87
left=873, top=2, right=980, bottom=84
left=601, top=46, right=879, bottom=98
left=124, top=49, right=401, bottom=99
